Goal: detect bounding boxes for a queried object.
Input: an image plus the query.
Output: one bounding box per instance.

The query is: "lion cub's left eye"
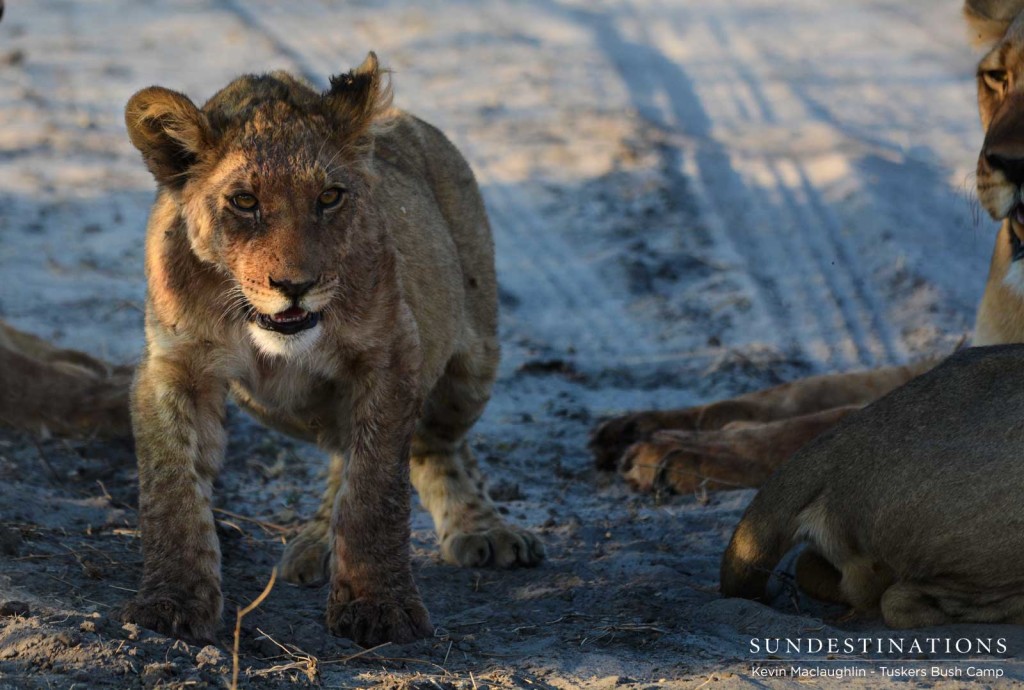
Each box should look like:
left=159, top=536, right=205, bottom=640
left=230, top=193, right=259, bottom=211
left=317, top=188, right=345, bottom=209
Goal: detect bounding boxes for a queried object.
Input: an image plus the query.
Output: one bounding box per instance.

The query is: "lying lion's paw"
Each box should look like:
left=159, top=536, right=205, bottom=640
left=441, top=525, right=545, bottom=568
left=589, top=412, right=668, bottom=470
left=620, top=438, right=703, bottom=494
left=279, top=527, right=330, bottom=586
left=326, top=596, right=432, bottom=647
left=119, top=590, right=220, bottom=645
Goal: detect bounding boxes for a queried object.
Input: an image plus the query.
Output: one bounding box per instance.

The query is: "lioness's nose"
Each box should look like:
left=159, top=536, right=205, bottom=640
left=269, top=276, right=317, bottom=300
left=986, top=150, right=1024, bottom=186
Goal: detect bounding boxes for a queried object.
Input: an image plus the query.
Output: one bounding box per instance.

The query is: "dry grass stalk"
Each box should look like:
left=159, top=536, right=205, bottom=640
left=230, top=567, right=278, bottom=690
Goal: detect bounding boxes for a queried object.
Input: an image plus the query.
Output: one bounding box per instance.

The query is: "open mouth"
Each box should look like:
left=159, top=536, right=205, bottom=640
left=253, top=306, right=321, bottom=335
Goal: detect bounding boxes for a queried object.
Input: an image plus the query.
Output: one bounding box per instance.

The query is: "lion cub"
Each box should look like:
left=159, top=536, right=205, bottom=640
left=120, top=54, right=543, bottom=646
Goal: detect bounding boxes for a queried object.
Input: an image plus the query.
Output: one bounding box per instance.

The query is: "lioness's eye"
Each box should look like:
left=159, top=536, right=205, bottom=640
left=317, top=188, right=345, bottom=209
left=230, top=193, right=259, bottom=211
left=983, top=70, right=1009, bottom=92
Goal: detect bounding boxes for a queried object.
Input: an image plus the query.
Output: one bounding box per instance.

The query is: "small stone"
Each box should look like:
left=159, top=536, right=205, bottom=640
left=80, top=620, right=98, bottom=634
left=0, top=601, right=30, bottom=617
left=195, top=645, right=223, bottom=667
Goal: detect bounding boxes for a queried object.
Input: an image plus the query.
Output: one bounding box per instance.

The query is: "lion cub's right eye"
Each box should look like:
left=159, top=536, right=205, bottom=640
left=229, top=193, right=259, bottom=211
left=983, top=70, right=1009, bottom=93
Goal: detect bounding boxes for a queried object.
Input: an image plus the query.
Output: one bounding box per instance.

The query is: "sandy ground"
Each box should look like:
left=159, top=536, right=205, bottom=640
left=0, top=0, right=1019, bottom=687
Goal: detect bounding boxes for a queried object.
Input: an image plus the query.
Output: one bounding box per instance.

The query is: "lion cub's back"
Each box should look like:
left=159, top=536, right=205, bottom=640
left=375, top=112, right=498, bottom=337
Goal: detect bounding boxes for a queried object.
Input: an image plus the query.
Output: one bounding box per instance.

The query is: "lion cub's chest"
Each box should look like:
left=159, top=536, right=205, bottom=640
left=229, top=352, right=353, bottom=438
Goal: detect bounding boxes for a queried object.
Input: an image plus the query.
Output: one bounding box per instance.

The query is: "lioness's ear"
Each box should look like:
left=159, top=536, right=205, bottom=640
left=324, top=52, right=394, bottom=143
left=965, top=0, right=1024, bottom=47
left=125, top=86, right=212, bottom=188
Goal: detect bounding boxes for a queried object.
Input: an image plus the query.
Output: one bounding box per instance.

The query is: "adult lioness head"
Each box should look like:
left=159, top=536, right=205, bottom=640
left=968, top=2, right=1024, bottom=225
left=125, top=54, right=392, bottom=357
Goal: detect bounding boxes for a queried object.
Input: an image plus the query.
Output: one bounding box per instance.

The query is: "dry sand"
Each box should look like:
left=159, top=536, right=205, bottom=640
left=0, top=0, right=1018, bottom=687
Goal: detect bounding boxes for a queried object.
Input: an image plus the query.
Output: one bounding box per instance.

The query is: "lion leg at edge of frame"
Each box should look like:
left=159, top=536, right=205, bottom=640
left=279, top=451, right=345, bottom=586
left=880, top=583, right=951, bottom=629
left=592, top=357, right=938, bottom=474
left=619, top=404, right=863, bottom=493
left=410, top=345, right=544, bottom=569
left=795, top=549, right=846, bottom=604
left=0, top=332, right=132, bottom=438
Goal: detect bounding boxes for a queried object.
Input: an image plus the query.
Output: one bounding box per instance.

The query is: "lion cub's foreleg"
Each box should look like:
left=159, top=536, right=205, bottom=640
left=120, top=353, right=227, bottom=643
left=281, top=344, right=543, bottom=586
left=322, top=334, right=432, bottom=646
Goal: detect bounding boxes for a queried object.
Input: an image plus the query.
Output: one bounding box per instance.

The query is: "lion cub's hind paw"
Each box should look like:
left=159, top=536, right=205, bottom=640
left=326, top=597, right=432, bottom=647
left=442, top=525, right=545, bottom=568
left=279, top=529, right=330, bottom=586
left=119, top=593, right=219, bottom=645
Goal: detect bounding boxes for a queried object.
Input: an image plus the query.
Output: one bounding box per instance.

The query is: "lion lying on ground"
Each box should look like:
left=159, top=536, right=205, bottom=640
left=0, top=320, right=130, bottom=438
left=722, top=345, right=1024, bottom=627
left=721, top=0, right=1024, bottom=626
left=591, top=0, right=1024, bottom=496
left=0, top=0, right=129, bottom=440
left=118, top=54, right=543, bottom=647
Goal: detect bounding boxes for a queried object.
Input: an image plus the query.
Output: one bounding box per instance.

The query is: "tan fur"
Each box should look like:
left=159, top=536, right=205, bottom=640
left=721, top=345, right=1024, bottom=627
left=119, top=54, right=542, bottom=647
left=591, top=0, right=1024, bottom=493
left=0, top=320, right=131, bottom=438
left=718, top=2, right=1024, bottom=625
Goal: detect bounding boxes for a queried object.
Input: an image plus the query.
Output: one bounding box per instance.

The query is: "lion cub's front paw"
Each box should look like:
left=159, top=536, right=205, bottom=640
left=280, top=528, right=330, bottom=586
left=442, top=525, right=545, bottom=568
left=326, top=596, right=432, bottom=647
left=119, top=590, right=221, bottom=644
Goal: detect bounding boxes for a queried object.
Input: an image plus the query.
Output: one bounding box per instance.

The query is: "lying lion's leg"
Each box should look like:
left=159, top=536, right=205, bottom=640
left=0, top=337, right=132, bottom=437
left=591, top=358, right=940, bottom=470
left=279, top=452, right=345, bottom=585
left=795, top=549, right=845, bottom=604
left=0, top=320, right=117, bottom=377
left=880, top=583, right=950, bottom=629
left=620, top=404, right=861, bottom=493
left=411, top=347, right=544, bottom=568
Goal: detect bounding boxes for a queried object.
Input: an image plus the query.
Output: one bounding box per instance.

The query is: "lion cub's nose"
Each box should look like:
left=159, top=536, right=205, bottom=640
left=269, top=276, right=317, bottom=300
left=987, top=150, right=1024, bottom=186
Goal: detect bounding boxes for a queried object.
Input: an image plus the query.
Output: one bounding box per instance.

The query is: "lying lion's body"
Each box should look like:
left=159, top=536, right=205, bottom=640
left=589, top=0, right=1024, bottom=496
left=0, top=320, right=131, bottom=438
left=718, top=0, right=1024, bottom=627
left=121, top=57, right=541, bottom=646
left=721, top=345, right=1024, bottom=627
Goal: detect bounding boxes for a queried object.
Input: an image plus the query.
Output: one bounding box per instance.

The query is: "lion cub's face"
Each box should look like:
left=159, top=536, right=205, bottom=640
left=969, top=3, right=1024, bottom=226
left=126, top=55, right=391, bottom=357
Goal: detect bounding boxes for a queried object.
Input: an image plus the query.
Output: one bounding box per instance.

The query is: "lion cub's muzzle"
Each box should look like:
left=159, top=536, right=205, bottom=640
left=249, top=276, right=325, bottom=335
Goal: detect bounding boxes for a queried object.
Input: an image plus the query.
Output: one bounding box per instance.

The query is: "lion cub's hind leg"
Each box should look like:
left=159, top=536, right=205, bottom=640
left=279, top=452, right=344, bottom=585
left=411, top=349, right=545, bottom=569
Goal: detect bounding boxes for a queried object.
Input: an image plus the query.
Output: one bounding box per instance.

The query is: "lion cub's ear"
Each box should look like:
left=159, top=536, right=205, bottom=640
left=324, top=52, right=394, bottom=145
left=964, top=0, right=1024, bottom=47
left=125, top=87, right=212, bottom=189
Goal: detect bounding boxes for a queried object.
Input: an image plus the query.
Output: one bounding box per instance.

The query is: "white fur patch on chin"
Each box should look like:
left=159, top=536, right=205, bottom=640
left=1003, top=260, right=1024, bottom=296
left=247, top=322, right=323, bottom=358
